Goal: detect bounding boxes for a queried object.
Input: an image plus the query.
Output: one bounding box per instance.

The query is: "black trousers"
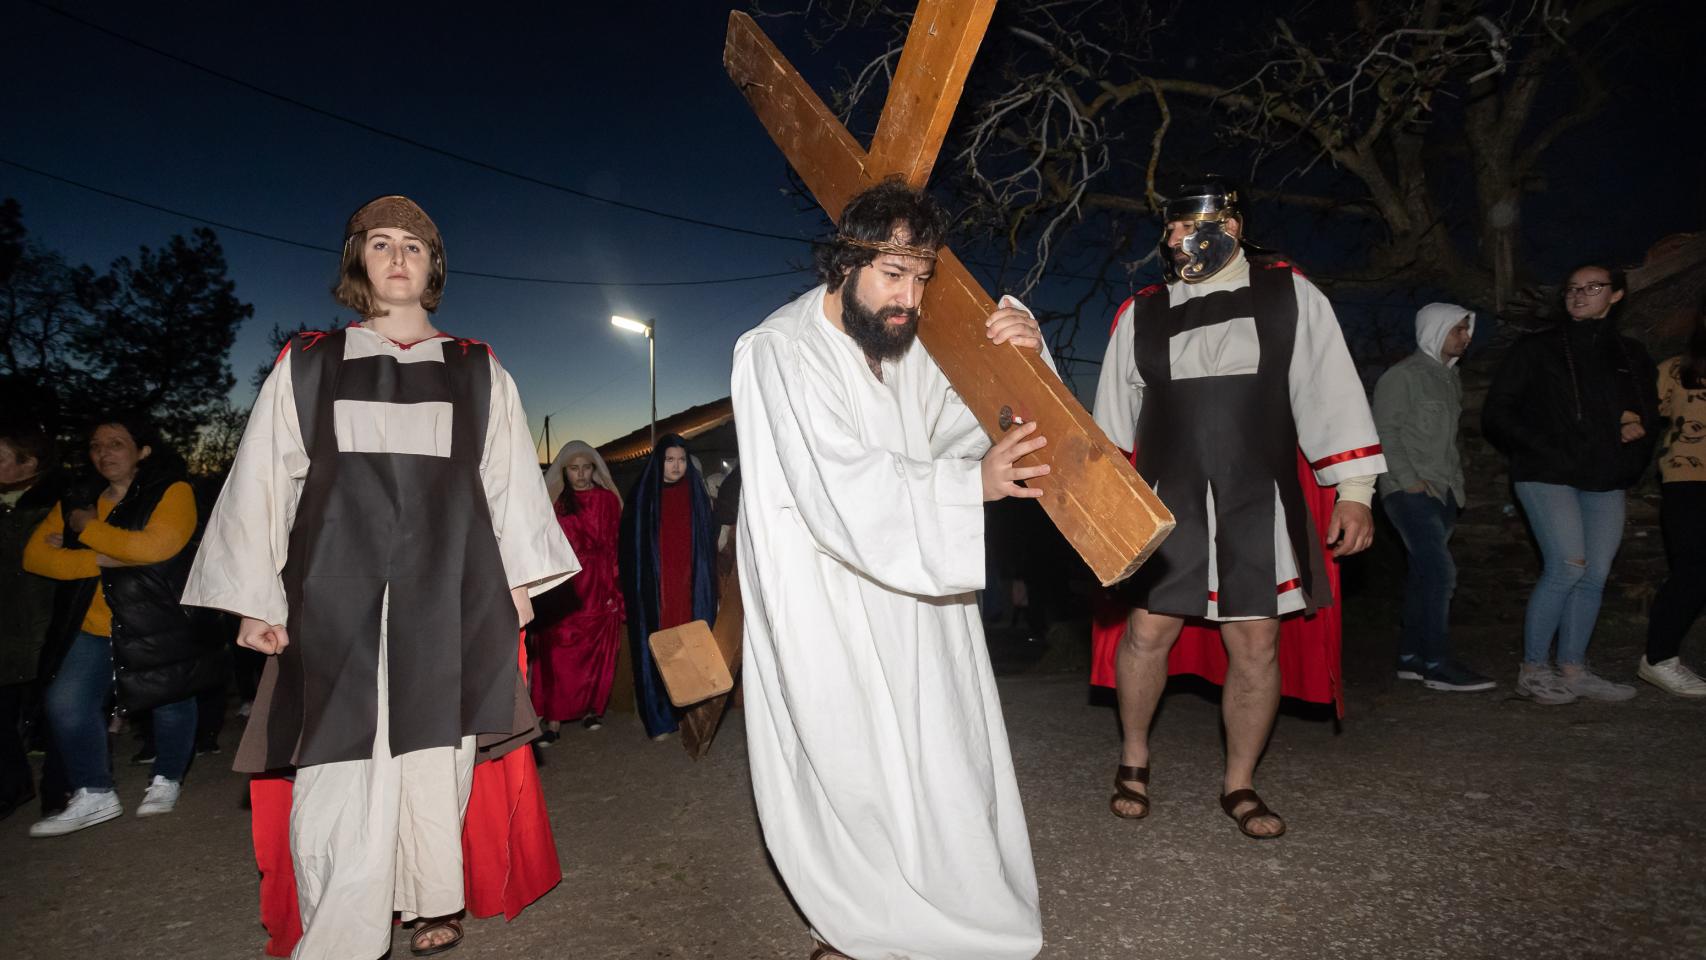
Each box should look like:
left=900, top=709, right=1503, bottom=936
left=1648, top=481, right=1706, bottom=662
left=0, top=682, right=32, bottom=806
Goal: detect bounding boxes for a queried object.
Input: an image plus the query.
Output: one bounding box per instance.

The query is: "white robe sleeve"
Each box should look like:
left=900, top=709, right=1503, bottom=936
left=733, top=332, right=985, bottom=598
left=181, top=350, right=310, bottom=625
left=480, top=354, right=580, bottom=596
left=1288, top=275, right=1387, bottom=485
left=1092, top=299, right=1143, bottom=453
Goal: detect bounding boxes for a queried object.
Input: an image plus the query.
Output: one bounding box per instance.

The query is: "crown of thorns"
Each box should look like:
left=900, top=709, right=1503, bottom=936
left=836, top=234, right=939, bottom=260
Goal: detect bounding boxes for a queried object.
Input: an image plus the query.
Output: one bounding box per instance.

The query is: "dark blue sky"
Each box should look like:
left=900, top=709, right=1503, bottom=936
left=5, top=2, right=1700, bottom=456
left=3, top=2, right=846, bottom=452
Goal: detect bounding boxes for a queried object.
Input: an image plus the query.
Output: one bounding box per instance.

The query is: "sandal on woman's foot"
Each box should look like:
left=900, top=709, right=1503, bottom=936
left=1109, top=764, right=1150, bottom=820
left=810, top=942, right=853, bottom=959
left=410, top=918, right=464, bottom=957
left=1219, top=788, right=1286, bottom=840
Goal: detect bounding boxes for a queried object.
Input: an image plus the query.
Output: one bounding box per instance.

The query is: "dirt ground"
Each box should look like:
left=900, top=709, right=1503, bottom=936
left=5, top=603, right=1703, bottom=960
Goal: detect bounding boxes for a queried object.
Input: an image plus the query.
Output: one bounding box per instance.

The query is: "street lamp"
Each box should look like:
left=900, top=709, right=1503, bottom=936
left=610, top=314, right=656, bottom=453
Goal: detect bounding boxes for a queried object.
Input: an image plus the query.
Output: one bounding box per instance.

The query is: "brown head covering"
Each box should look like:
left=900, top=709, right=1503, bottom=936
left=344, top=195, right=443, bottom=258
left=336, top=195, right=448, bottom=313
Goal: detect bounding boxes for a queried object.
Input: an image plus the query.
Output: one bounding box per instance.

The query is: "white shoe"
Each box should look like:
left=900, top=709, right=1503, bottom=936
left=30, top=788, right=122, bottom=837
left=1638, top=656, right=1706, bottom=698
left=136, top=776, right=181, bottom=817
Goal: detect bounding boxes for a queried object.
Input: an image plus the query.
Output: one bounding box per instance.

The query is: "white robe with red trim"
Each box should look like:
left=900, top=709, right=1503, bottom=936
left=1091, top=253, right=1384, bottom=620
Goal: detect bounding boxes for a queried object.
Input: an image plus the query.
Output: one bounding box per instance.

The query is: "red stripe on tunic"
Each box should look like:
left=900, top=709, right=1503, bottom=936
left=1309, top=444, right=1382, bottom=470
left=1207, top=578, right=1302, bottom=606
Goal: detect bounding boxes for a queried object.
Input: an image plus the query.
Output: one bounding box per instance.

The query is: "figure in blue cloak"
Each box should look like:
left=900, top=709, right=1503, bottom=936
left=619, top=434, right=719, bottom=739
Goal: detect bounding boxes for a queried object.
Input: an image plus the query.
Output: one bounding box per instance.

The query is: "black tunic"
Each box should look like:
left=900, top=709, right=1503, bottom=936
left=256, top=329, right=519, bottom=768
left=1118, top=264, right=1329, bottom=619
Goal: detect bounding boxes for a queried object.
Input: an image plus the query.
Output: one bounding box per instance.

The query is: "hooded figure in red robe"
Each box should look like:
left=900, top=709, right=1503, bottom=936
left=530, top=441, right=626, bottom=731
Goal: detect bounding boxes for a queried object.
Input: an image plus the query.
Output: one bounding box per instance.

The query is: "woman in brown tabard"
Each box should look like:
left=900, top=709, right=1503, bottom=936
left=184, top=196, right=577, bottom=958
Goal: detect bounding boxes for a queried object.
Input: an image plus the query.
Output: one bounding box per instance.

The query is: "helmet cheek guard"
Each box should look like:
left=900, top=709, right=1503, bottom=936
left=1178, top=220, right=1240, bottom=282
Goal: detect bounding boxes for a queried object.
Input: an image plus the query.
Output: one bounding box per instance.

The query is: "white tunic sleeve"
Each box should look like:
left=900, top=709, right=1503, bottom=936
left=1092, top=298, right=1143, bottom=453
left=480, top=354, right=580, bottom=596
left=733, top=331, right=985, bottom=598
left=181, top=350, right=310, bottom=625
left=1288, top=275, right=1387, bottom=484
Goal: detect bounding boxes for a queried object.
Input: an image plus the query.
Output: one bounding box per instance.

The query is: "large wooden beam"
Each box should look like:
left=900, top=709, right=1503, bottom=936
left=724, top=12, right=869, bottom=221
left=725, top=10, right=1173, bottom=585
left=866, top=0, right=998, bottom=184
left=678, top=547, right=745, bottom=761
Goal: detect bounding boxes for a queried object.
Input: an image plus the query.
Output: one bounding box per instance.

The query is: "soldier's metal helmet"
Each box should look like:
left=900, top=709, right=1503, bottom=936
left=1158, top=178, right=1245, bottom=283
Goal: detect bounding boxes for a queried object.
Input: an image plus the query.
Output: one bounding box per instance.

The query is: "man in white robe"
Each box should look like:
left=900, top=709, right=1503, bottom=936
left=733, top=180, right=1048, bottom=960
left=1092, top=179, right=1385, bottom=839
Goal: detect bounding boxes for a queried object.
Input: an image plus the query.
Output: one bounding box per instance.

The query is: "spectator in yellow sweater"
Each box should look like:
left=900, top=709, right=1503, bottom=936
left=24, top=413, right=217, bottom=837
left=1642, top=289, right=1706, bottom=697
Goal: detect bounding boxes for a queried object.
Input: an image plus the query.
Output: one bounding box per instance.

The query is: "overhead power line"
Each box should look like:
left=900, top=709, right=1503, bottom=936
left=0, top=157, right=808, bottom=288
left=29, top=0, right=814, bottom=246
left=27, top=1, right=1141, bottom=289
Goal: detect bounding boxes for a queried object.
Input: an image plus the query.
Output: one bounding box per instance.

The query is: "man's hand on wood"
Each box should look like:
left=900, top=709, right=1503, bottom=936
left=237, top=617, right=289, bottom=655
left=982, top=421, right=1049, bottom=502
left=1326, top=501, right=1374, bottom=557
left=985, top=305, right=1043, bottom=349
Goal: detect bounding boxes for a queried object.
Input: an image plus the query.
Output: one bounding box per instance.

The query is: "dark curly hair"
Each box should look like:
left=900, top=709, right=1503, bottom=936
left=813, top=177, right=950, bottom=293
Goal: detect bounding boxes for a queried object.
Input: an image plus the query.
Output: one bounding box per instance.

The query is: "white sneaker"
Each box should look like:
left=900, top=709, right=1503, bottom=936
left=136, top=776, right=181, bottom=817
left=30, top=788, right=122, bottom=837
left=1638, top=656, right=1706, bottom=698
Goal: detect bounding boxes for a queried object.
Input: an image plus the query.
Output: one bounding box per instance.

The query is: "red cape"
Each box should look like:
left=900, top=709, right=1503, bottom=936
left=249, top=637, right=562, bottom=956
left=1090, top=450, right=1345, bottom=715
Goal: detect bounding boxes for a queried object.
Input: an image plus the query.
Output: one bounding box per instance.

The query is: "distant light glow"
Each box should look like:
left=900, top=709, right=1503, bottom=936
left=610, top=315, right=653, bottom=337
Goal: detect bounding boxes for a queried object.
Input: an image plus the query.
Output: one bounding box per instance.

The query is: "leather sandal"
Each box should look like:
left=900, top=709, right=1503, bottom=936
left=1219, top=788, right=1286, bottom=839
left=410, top=917, right=464, bottom=957
left=811, top=942, right=853, bottom=959
left=1109, top=764, right=1150, bottom=820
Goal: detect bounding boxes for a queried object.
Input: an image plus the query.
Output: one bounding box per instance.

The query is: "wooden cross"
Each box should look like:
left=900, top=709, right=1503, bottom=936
left=725, top=0, right=1173, bottom=585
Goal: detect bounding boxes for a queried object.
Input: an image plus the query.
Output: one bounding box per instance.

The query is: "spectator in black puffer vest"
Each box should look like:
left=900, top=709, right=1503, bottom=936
left=24, top=412, right=218, bottom=836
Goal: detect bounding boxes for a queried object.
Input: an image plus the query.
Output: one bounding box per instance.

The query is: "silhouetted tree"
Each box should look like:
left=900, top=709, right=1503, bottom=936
left=0, top=200, right=253, bottom=452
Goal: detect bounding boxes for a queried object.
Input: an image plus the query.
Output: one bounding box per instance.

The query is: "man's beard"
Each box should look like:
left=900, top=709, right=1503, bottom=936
left=840, top=280, right=919, bottom=364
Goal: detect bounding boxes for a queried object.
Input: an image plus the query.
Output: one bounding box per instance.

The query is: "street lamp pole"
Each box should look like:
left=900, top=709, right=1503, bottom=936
left=648, top=328, right=656, bottom=453
left=610, top=314, right=657, bottom=454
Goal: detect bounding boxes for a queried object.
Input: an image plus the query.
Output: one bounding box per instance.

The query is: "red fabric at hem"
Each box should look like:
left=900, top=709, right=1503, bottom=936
left=1090, top=450, right=1345, bottom=716
left=250, top=635, right=560, bottom=956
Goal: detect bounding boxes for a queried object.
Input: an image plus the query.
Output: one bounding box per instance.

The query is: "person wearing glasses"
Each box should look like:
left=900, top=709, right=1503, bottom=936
left=1483, top=263, right=1660, bottom=704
